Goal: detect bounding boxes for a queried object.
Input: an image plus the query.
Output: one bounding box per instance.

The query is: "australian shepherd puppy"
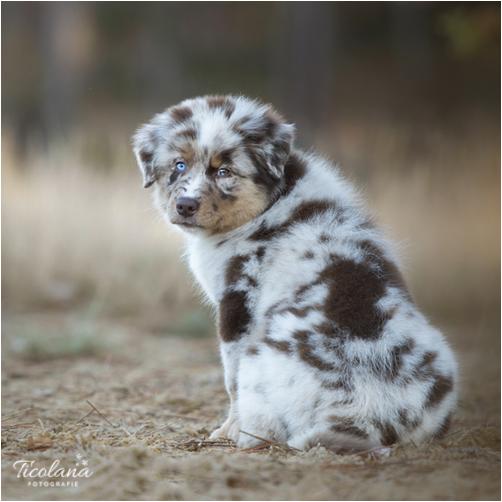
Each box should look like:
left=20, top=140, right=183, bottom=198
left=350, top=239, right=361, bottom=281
left=133, top=95, right=457, bottom=453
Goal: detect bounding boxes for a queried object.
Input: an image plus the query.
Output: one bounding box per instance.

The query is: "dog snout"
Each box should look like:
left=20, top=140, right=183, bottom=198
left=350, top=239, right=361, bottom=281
left=176, top=197, right=200, bottom=217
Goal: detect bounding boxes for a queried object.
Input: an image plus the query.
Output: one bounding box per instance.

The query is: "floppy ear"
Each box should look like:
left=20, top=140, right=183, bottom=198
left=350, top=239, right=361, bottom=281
left=235, top=108, right=295, bottom=180
left=265, top=121, right=295, bottom=178
left=132, top=125, right=159, bottom=188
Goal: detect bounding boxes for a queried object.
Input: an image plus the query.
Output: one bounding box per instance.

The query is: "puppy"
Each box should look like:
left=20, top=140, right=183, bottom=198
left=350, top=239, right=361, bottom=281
left=133, top=95, right=457, bottom=452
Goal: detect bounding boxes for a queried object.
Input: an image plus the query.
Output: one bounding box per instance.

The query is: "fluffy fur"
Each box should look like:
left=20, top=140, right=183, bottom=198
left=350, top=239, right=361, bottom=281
left=133, top=95, right=458, bottom=452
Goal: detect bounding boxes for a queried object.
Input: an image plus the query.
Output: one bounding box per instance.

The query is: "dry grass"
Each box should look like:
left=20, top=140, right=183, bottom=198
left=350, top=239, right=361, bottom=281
left=1, top=314, right=500, bottom=500
left=2, top=133, right=210, bottom=334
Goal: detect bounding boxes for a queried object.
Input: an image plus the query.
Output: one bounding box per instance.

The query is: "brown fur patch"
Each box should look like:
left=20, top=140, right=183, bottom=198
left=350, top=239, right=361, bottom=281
left=170, top=106, right=193, bottom=124
left=357, top=218, right=376, bottom=231
left=293, top=330, right=336, bottom=372
left=425, top=374, right=454, bottom=408
left=176, top=128, right=197, bottom=140
left=315, top=258, right=390, bottom=340
left=209, top=148, right=236, bottom=170
left=248, top=222, right=286, bottom=242
left=375, top=421, right=399, bottom=445
left=233, top=115, right=252, bottom=130
left=270, top=137, right=293, bottom=173
left=328, top=416, right=368, bottom=438
left=397, top=409, right=422, bottom=430
left=386, top=306, right=398, bottom=319
left=176, top=146, right=196, bottom=165
left=220, top=148, right=236, bottom=166
left=206, top=95, right=235, bottom=119
left=279, top=152, right=307, bottom=198
left=248, top=198, right=336, bottom=242
left=139, top=150, right=156, bottom=187
left=225, top=255, right=251, bottom=287
left=378, top=338, right=415, bottom=380
left=246, top=146, right=282, bottom=192
left=218, top=290, right=251, bottom=343
left=239, top=124, right=267, bottom=146
left=276, top=305, right=314, bottom=319
left=320, top=380, right=346, bottom=391
left=255, top=246, right=266, bottom=261
left=139, top=150, right=153, bottom=165
left=294, top=276, right=324, bottom=300
left=237, top=109, right=279, bottom=146
left=359, top=240, right=410, bottom=298
left=217, top=183, right=269, bottom=234
left=286, top=200, right=339, bottom=227
left=264, top=337, right=292, bottom=354
left=408, top=351, right=438, bottom=383
left=433, top=412, right=453, bottom=438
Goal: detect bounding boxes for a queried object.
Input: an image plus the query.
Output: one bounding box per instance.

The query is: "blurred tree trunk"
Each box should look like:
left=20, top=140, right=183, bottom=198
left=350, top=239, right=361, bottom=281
left=136, top=3, right=184, bottom=110
left=39, top=3, right=93, bottom=136
left=270, top=2, right=339, bottom=146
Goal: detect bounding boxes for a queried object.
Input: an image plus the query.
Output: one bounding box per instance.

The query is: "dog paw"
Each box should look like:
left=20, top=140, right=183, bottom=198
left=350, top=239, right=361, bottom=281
left=210, top=426, right=230, bottom=439
left=210, top=418, right=241, bottom=441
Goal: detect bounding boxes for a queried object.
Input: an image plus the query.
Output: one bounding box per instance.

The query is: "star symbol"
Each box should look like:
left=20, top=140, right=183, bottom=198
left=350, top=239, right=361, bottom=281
left=76, top=454, right=82, bottom=459
left=82, top=460, right=88, bottom=466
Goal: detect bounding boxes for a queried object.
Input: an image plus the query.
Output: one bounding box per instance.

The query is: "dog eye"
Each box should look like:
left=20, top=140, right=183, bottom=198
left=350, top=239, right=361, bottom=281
left=176, top=162, right=186, bottom=171
left=217, top=168, right=230, bottom=177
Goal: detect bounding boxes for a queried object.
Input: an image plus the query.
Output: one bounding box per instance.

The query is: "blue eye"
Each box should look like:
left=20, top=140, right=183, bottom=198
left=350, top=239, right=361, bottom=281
left=176, top=162, right=186, bottom=171
left=217, top=168, right=230, bottom=177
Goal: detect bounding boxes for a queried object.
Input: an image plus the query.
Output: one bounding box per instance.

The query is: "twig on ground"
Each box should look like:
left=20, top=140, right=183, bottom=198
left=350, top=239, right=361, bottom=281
left=142, top=419, right=182, bottom=438
left=196, top=435, right=206, bottom=451
left=75, top=408, right=96, bottom=424
left=172, top=438, right=236, bottom=450
left=442, top=429, right=464, bottom=439
left=1, top=408, right=33, bottom=422
left=1, top=421, right=39, bottom=430
left=239, top=430, right=301, bottom=453
left=162, top=413, right=199, bottom=421
left=86, top=400, right=116, bottom=428
left=239, top=443, right=271, bottom=453
left=133, top=424, right=150, bottom=437
left=119, top=419, right=131, bottom=436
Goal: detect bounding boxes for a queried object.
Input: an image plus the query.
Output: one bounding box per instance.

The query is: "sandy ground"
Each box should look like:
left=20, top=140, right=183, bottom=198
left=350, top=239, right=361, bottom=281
left=1, top=311, right=500, bottom=501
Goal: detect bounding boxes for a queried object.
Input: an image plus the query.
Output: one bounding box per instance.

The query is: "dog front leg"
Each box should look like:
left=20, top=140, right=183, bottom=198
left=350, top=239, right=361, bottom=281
left=210, top=340, right=242, bottom=441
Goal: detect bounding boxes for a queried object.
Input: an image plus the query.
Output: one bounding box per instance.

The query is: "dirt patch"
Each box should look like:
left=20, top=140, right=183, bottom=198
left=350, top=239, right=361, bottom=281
left=1, top=312, right=500, bottom=501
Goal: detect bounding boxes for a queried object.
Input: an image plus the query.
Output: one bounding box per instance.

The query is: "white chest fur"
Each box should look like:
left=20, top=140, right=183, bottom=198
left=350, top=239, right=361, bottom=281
left=185, top=236, right=227, bottom=305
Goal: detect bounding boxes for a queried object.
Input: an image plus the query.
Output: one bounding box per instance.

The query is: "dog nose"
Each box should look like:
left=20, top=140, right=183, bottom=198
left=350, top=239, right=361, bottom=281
left=176, top=197, right=200, bottom=217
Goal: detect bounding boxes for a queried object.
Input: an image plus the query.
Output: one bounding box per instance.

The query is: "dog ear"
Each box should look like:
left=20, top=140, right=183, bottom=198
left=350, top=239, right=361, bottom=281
left=235, top=107, right=295, bottom=180
left=264, top=121, right=295, bottom=178
left=132, top=126, right=158, bottom=188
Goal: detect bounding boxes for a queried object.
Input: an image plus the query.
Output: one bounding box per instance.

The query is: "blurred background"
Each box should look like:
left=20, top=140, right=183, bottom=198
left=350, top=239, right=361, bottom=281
left=2, top=2, right=500, bottom=359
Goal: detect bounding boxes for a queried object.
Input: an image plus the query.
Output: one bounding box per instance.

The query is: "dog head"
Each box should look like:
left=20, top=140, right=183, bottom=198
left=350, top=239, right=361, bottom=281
left=133, top=95, right=295, bottom=235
